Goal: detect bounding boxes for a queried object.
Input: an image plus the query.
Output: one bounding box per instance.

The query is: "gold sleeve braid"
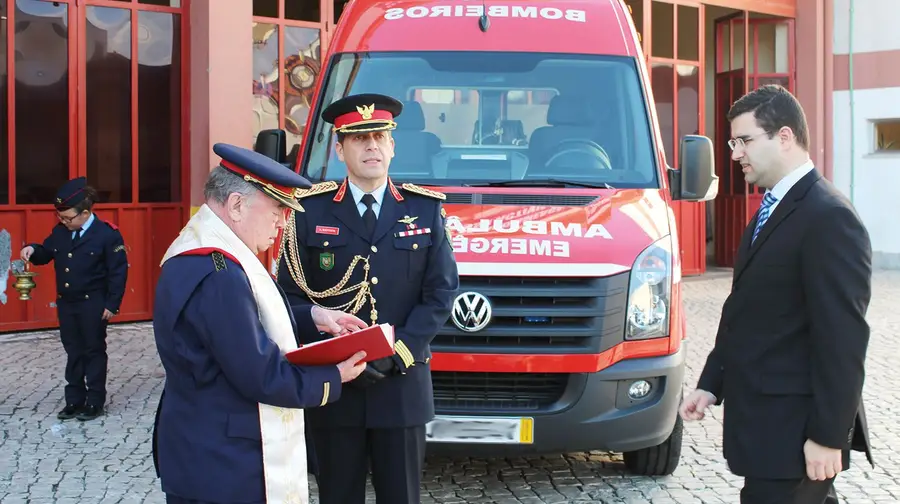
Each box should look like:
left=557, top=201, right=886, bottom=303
left=276, top=208, right=379, bottom=326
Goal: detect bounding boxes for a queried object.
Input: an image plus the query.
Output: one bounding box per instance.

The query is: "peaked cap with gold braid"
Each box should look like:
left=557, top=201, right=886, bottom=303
left=321, top=93, right=402, bottom=134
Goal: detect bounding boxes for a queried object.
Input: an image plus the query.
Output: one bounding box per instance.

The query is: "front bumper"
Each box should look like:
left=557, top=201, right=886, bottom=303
left=426, top=342, right=686, bottom=456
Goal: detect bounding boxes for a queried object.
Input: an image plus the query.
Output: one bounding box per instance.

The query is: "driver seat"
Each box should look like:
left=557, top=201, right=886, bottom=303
left=526, top=95, right=598, bottom=176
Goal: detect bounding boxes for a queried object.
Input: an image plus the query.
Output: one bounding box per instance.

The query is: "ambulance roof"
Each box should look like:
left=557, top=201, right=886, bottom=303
left=331, top=0, right=639, bottom=57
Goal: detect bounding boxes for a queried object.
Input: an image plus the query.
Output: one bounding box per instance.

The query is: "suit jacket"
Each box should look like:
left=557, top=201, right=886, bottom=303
left=277, top=177, right=460, bottom=429
left=27, top=218, right=129, bottom=313
left=151, top=251, right=342, bottom=502
left=696, top=167, right=874, bottom=479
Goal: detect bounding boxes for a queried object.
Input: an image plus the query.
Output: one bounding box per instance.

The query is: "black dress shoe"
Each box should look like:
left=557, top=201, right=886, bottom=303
left=57, top=404, right=83, bottom=420
left=76, top=404, right=103, bottom=421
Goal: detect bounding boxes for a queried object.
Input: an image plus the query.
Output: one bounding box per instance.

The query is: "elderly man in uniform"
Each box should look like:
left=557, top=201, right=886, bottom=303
left=152, top=143, right=370, bottom=504
left=276, top=93, right=460, bottom=504
left=20, top=177, right=129, bottom=422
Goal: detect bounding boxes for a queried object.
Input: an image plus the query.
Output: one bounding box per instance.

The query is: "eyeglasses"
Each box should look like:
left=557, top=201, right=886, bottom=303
left=57, top=212, right=84, bottom=224
left=727, top=132, right=769, bottom=151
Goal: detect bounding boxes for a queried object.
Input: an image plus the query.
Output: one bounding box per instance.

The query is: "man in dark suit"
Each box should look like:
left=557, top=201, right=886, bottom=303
left=277, top=93, right=460, bottom=504
left=152, top=143, right=369, bottom=504
left=20, top=177, right=129, bottom=421
left=680, top=84, right=874, bottom=504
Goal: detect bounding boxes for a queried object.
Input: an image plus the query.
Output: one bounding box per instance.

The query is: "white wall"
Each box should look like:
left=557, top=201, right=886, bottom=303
left=832, top=0, right=900, bottom=268
left=832, top=88, right=900, bottom=269
left=833, top=0, right=900, bottom=55
left=831, top=0, right=900, bottom=269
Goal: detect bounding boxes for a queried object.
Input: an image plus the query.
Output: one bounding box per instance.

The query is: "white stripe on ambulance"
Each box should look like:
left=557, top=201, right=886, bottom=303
left=384, top=6, right=587, bottom=22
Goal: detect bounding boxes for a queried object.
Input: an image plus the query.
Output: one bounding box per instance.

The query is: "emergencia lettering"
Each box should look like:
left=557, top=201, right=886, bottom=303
left=384, top=5, right=587, bottom=22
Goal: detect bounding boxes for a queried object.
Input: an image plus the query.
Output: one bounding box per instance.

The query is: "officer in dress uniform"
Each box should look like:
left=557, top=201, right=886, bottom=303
left=20, top=177, right=128, bottom=422
left=152, top=143, right=369, bottom=504
left=277, top=93, right=460, bottom=504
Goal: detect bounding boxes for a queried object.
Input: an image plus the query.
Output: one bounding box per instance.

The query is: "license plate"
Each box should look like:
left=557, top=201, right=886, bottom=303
left=425, top=415, right=534, bottom=444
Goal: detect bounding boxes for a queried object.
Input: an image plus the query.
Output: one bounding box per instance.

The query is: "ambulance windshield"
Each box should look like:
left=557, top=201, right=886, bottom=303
left=303, top=51, right=660, bottom=188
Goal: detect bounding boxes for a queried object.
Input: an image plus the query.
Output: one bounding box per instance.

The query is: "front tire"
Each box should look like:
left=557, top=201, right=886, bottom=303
left=622, top=414, right=683, bottom=476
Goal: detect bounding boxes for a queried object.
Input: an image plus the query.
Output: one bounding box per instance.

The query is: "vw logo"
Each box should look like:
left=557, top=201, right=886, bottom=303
left=451, top=291, right=492, bottom=332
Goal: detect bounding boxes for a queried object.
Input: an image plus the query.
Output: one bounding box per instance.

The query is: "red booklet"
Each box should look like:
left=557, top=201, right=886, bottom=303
left=285, top=324, right=395, bottom=366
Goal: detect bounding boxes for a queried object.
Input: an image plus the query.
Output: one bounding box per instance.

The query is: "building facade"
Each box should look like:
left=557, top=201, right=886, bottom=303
left=0, top=0, right=894, bottom=332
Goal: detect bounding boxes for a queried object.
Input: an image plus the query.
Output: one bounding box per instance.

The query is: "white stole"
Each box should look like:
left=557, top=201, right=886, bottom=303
left=160, top=204, right=309, bottom=504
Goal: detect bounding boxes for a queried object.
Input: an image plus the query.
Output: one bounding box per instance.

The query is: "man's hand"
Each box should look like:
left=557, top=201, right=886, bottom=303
left=337, top=351, right=367, bottom=383
left=20, top=246, right=34, bottom=262
left=680, top=389, right=717, bottom=421
left=804, top=439, right=842, bottom=480
left=102, top=309, right=115, bottom=321
left=311, top=305, right=367, bottom=336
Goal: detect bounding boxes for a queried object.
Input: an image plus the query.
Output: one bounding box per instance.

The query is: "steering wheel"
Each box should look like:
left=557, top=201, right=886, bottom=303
left=543, top=138, right=612, bottom=172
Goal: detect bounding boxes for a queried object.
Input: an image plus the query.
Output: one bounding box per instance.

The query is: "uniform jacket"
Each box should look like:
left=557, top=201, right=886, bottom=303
left=152, top=251, right=342, bottom=503
left=28, top=217, right=128, bottom=313
left=277, top=177, right=459, bottom=429
left=697, top=167, right=874, bottom=479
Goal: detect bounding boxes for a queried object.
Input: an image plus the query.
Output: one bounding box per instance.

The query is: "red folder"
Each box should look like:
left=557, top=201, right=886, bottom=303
left=285, top=324, right=395, bottom=366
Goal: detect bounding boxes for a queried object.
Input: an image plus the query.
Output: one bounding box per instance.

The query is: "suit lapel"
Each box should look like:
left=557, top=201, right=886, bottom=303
left=732, top=212, right=758, bottom=280
left=331, top=189, right=370, bottom=240
left=372, top=191, right=400, bottom=244
left=71, top=222, right=97, bottom=251
left=733, top=169, right=821, bottom=284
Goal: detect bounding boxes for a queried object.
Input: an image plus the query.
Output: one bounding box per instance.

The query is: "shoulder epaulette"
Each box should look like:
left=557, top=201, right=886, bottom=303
left=211, top=251, right=228, bottom=272
left=400, top=183, right=446, bottom=201
left=296, top=181, right=339, bottom=200
left=102, top=219, right=119, bottom=231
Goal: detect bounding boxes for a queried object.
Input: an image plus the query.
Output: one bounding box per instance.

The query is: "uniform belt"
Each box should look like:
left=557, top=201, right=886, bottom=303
left=57, top=289, right=104, bottom=302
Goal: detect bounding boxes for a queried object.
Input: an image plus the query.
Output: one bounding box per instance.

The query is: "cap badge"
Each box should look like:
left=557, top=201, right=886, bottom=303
left=357, top=104, right=375, bottom=120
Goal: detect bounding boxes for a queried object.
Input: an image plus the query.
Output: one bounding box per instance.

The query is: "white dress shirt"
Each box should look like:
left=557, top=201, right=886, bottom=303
left=74, top=212, right=95, bottom=240
left=764, top=159, right=816, bottom=215
left=347, top=180, right=388, bottom=218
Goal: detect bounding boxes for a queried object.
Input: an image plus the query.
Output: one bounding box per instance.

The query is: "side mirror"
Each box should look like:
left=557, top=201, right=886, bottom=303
left=254, top=129, right=287, bottom=163
left=671, top=135, right=718, bottom=202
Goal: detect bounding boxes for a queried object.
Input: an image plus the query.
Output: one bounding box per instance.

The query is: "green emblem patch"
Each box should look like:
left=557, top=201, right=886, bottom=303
left=319, top=252, right=334, bottom=271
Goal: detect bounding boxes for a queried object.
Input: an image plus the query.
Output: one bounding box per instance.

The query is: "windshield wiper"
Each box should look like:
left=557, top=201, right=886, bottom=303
left=468, top=179, right=615, bottom=189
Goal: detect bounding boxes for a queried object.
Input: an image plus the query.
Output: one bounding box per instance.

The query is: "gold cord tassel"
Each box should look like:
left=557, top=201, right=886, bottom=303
left=275, top=210, right=378, bottom=326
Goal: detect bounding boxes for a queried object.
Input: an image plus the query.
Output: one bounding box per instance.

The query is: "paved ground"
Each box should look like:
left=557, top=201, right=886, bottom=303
left=1, top=271, right=899, bottom=503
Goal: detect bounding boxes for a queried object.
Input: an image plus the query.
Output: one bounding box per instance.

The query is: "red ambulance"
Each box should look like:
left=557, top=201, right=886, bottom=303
left=257, top=0, right=718, bottom=475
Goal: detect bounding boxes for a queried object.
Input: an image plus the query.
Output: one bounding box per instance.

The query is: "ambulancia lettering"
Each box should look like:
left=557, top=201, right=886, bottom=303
left=446, top=217, right=613, bottom=239
left=384, top=6, right=587, bottom=22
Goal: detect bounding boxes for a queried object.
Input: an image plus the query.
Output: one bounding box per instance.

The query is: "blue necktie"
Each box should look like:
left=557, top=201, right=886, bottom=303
left=752, top=192, right=778, bottom=244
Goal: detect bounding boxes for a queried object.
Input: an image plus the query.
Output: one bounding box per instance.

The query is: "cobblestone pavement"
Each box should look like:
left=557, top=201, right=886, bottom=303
left=1, top=271, right=899, bottom=504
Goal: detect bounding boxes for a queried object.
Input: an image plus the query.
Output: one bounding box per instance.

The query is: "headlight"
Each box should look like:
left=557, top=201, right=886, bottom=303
left=625, top=235, right=672, bottom=340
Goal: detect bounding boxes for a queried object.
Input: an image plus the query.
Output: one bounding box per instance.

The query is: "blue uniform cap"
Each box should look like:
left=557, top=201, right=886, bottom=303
left=55, top=177, right=89, bottom=210
left=212, top=143, right=312, bottom=212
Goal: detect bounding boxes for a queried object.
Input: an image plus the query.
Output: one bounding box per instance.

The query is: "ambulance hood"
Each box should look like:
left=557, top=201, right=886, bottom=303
left=444, top=188, right=674, bottom=277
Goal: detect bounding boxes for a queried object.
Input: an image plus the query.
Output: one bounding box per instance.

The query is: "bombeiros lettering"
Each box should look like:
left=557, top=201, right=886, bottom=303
left=384, top=5, right=586, bottom=22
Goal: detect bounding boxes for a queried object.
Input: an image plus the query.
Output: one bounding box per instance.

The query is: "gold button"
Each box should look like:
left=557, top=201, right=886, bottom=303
left=85, top=294, right=89, bottom=299
left=65, top=268, right=69, bottom=272
left=68, top=253, right=72, bottom=258
left=64, top=283, right=69, bottom=288
left=371, top=245, right=378, bottom=253
left=323, top=241, right=329, bottom=247
left=371, top=277, right=378, bottom=285
left=57, top=294, right=62, bottom=299
left=412, top=243, right=419, bottom=250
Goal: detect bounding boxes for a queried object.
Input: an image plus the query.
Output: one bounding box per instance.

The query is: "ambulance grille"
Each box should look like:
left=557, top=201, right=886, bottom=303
left=432, top=372, right=569, bottom=411
left=434, top=272, right=629, bottom=351
left=444, top=193, right=598, bottom=206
